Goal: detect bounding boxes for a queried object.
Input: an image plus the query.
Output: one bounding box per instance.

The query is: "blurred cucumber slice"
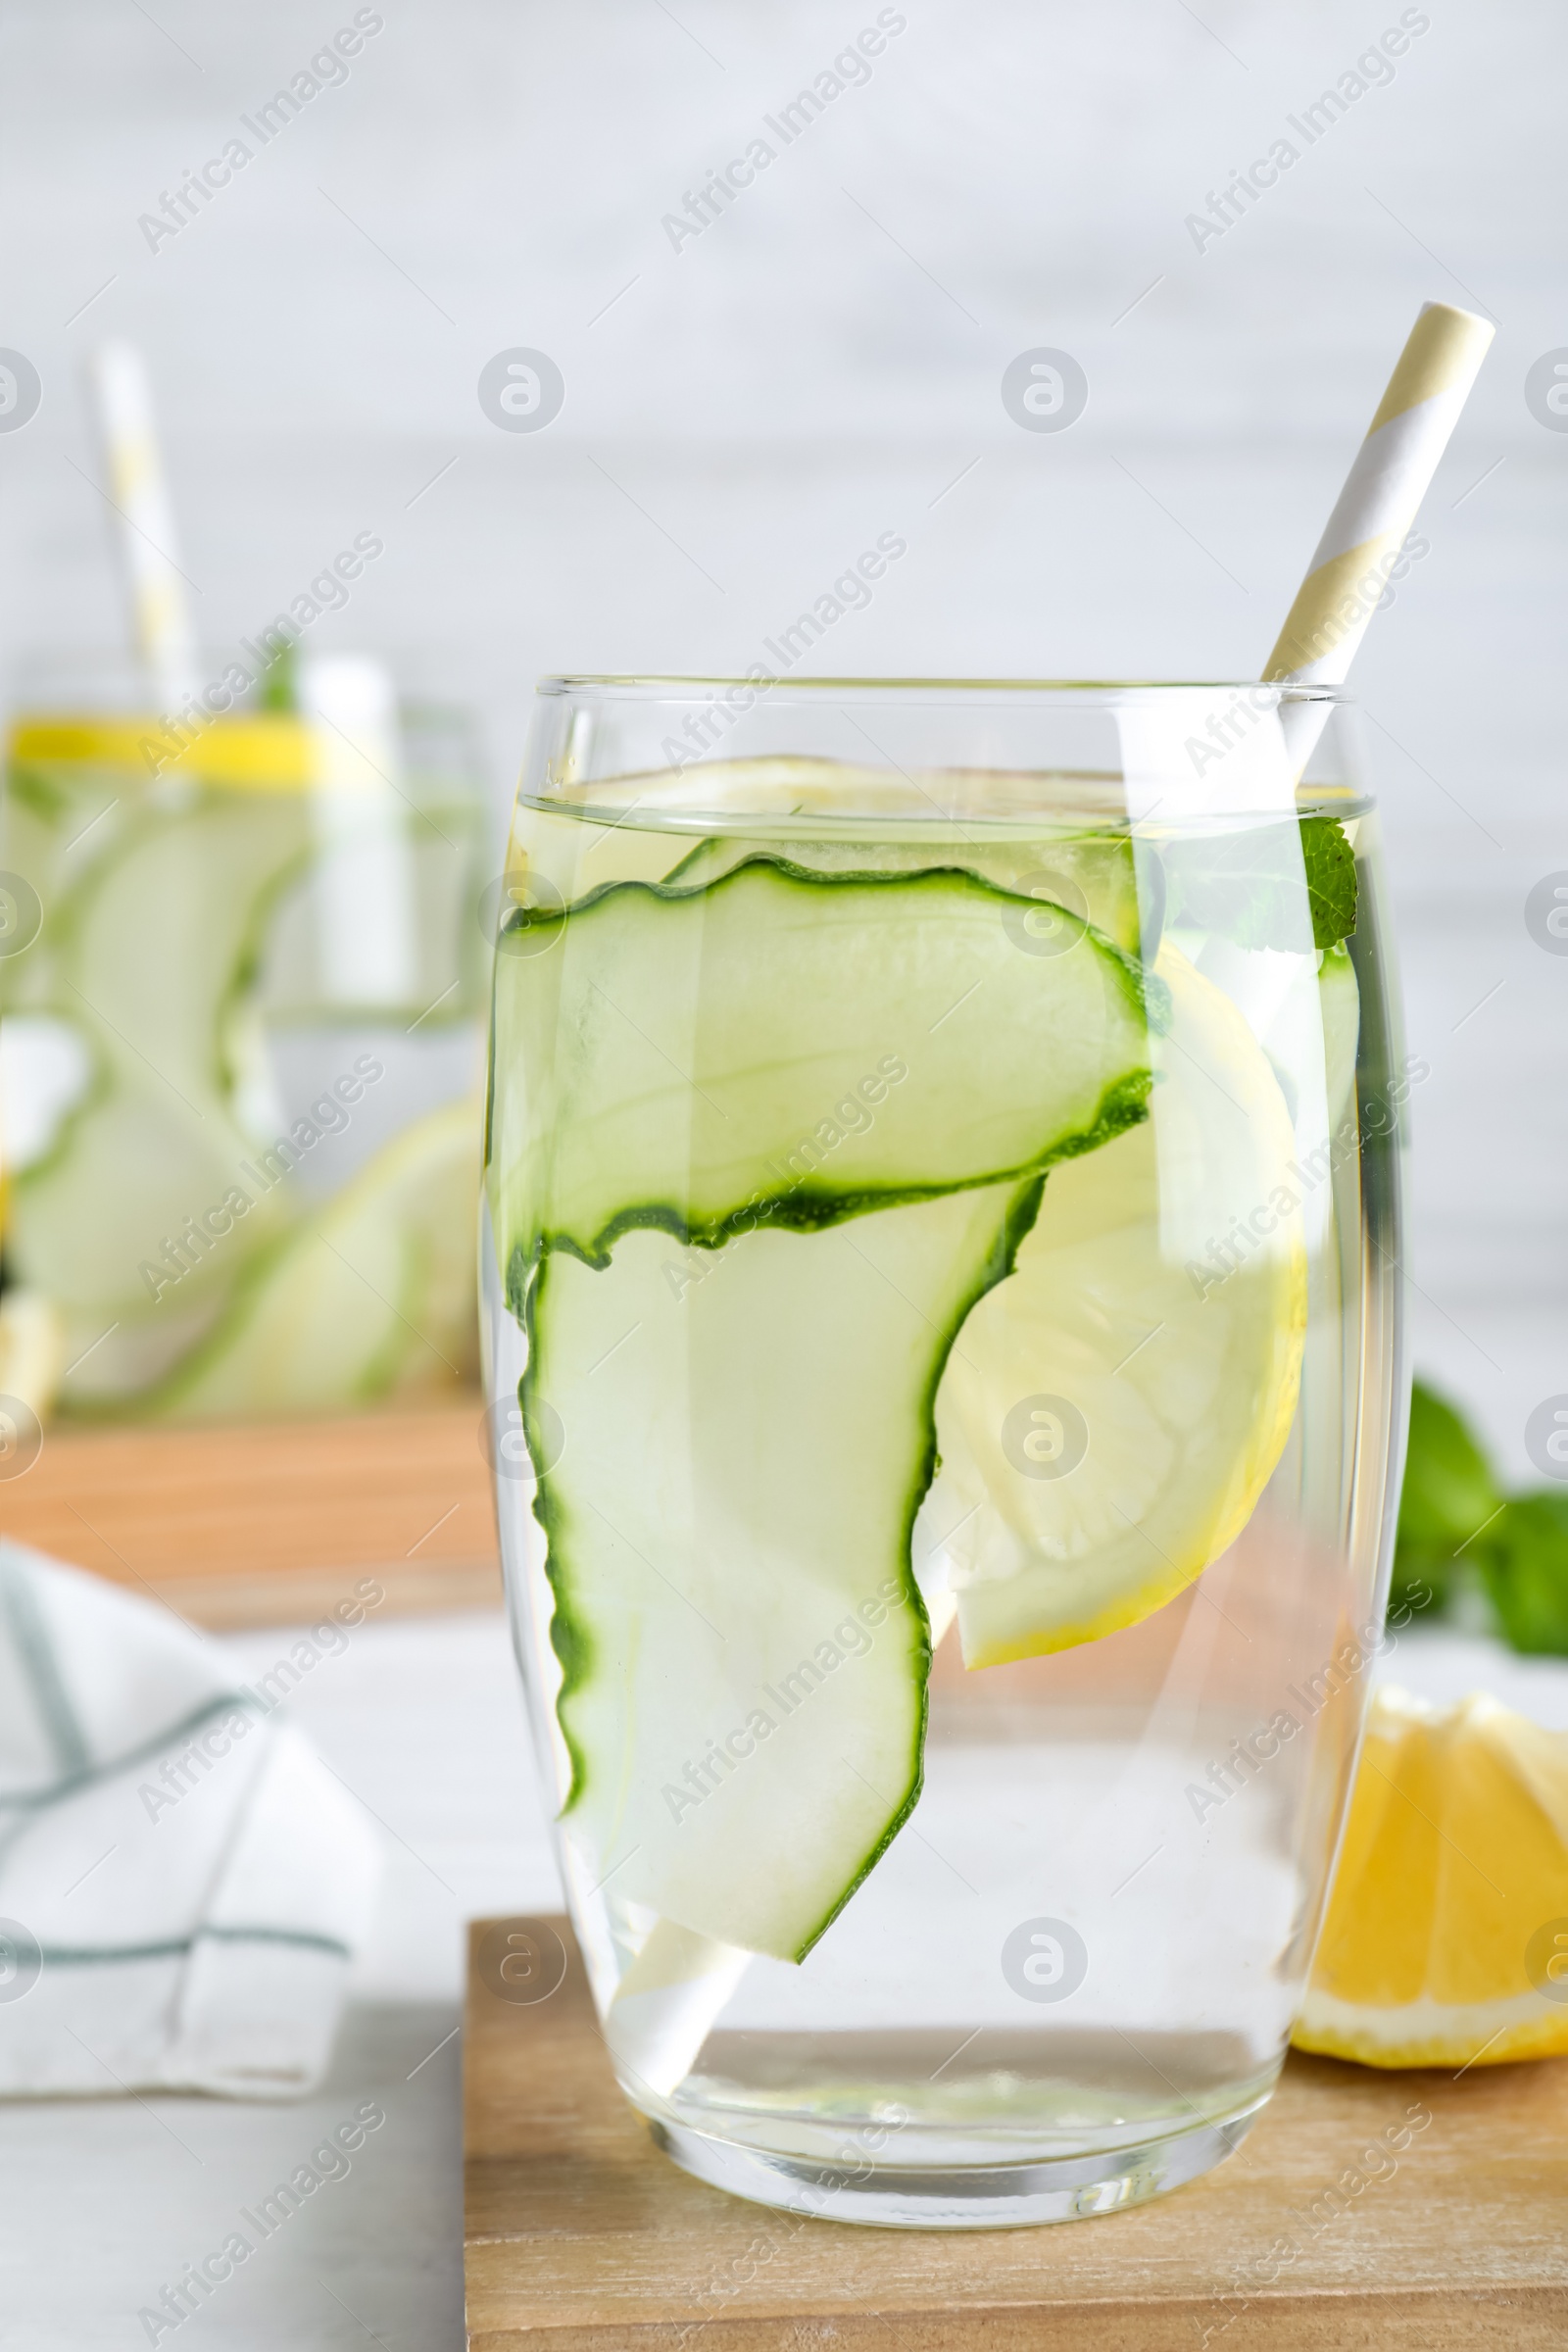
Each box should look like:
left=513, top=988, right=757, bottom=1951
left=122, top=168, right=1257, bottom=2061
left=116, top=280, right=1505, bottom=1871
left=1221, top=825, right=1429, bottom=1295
left=143, top=1100, right=479, bottom=1420
left=7, top=798, right=309, bottom=1332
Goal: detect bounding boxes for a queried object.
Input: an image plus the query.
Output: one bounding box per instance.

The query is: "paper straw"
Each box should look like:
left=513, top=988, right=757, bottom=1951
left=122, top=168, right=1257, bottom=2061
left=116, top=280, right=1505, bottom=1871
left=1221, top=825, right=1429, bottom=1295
left=1263, top=301, right=1494, bottom=699
left=603, top=1918, right=750, bottom=2100
left=87, top=341, right=200, bottom=714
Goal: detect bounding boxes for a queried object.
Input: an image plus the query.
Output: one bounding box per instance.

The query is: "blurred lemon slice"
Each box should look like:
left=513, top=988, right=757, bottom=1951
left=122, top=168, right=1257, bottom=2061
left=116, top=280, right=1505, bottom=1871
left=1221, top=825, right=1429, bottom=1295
left=1295, top=1686, right=1568, bottom=2069
left=930, top=940, right=1307, bottom=1667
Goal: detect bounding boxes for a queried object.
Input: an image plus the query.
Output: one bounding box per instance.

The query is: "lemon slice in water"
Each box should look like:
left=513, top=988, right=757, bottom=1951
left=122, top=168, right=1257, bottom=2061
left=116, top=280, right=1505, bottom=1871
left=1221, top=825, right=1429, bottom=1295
left=929, top=941, right=1308, bottom=1667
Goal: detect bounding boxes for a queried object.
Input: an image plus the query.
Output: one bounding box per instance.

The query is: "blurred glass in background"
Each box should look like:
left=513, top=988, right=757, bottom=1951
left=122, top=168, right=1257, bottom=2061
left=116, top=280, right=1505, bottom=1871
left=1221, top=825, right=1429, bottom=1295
left=0, top=646, right=488, bottom=1421
left=0, top=340, right=492, bottom=1426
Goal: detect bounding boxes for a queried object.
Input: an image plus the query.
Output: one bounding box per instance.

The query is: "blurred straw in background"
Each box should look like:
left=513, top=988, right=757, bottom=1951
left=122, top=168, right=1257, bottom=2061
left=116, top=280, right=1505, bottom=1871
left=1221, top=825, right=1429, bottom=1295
left=85, top=342, right=200, bottom=715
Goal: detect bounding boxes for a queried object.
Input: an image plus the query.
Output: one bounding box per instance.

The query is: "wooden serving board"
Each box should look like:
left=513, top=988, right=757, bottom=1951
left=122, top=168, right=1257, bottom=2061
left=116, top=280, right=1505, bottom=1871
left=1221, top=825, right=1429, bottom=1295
left=465, top=1915, right=1568, bottom=2350
left=0, top=1398, right=502, bottom=1626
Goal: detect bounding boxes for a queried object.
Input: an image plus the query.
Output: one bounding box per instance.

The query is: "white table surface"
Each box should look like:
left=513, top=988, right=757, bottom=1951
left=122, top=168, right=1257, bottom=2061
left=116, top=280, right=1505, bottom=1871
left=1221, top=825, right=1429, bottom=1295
left=4, top=1605, right=1565, bottom=2351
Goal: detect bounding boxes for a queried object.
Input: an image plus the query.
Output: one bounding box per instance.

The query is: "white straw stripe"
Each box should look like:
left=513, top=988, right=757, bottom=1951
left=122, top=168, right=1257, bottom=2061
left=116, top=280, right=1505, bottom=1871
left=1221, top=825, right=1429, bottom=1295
left=1301, top=383, right=1470, bottom=578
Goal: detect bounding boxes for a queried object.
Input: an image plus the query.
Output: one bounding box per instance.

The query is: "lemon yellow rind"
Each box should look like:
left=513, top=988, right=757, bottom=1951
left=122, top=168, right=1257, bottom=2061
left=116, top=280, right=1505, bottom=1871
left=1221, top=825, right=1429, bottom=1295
left=1293, top=1989, right=1568, bottom=2071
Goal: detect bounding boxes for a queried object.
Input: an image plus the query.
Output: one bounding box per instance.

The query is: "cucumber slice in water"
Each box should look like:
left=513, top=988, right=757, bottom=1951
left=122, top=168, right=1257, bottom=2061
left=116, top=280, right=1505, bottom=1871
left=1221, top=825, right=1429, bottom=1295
left=528, top=1179, right=1043, bottom=1962
left=489, top=855, right=1154, bottom=1286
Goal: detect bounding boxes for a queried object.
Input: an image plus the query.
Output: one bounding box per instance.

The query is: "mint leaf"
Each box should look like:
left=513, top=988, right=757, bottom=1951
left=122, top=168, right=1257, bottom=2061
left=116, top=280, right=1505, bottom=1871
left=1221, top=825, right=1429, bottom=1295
left=1390, top=1379, right=1568, bottom=1650
left=1392, top=1381, right=1501, bottom=1619
left=258, top=641, right=298, bottom=712
left=1474, top=1493, right=1568, bottom=1655
left=1300, top=815, right=1358, bottom=951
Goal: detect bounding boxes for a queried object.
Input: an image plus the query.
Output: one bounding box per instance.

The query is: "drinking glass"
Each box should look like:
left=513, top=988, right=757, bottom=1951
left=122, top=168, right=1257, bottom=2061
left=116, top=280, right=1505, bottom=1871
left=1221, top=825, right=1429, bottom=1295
left=482, top=676, right=1405, bottom=2229
left=0, top=656, right=488, bottom=1417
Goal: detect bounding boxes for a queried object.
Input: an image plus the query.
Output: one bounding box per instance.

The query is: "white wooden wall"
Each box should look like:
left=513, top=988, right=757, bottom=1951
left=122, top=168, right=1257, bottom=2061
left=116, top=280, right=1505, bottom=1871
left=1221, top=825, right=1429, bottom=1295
left=4, top=0, right=1565, bottom=1472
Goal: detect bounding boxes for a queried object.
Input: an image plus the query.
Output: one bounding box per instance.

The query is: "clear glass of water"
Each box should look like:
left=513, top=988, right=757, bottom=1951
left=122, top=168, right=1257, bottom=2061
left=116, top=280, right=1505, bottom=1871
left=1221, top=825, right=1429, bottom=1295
left=483, top=676, right=1405, bottom=2229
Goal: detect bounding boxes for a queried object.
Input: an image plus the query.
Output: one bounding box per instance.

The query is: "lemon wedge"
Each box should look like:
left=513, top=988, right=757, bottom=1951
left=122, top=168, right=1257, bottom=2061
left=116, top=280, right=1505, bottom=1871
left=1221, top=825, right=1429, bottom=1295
left=929, top=940, right=1307, bottom=1667
left=1295, top=1686, right=1568, bottom=2069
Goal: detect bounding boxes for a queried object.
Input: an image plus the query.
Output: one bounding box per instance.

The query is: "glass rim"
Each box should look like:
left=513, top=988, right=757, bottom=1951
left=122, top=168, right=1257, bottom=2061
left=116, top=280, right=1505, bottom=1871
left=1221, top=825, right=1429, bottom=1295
left=538, top=673, right=1351, bottom=702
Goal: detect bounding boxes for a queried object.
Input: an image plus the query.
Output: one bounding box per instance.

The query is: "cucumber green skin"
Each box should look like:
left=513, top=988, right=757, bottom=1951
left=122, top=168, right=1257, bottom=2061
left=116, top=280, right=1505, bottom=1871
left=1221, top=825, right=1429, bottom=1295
left=490, top=853, right=1162, bottom=1310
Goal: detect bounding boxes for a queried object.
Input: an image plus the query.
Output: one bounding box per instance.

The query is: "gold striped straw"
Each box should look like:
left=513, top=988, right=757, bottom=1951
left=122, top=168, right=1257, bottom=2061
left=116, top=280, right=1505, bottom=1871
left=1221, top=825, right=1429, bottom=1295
left=1263, top=301, right=1494, bottom=703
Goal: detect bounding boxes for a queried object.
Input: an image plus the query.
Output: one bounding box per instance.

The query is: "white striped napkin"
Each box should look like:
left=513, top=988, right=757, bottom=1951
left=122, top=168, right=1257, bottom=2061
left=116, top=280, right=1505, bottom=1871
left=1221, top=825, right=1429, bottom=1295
left=0, top=1541, right=380, bottom=2098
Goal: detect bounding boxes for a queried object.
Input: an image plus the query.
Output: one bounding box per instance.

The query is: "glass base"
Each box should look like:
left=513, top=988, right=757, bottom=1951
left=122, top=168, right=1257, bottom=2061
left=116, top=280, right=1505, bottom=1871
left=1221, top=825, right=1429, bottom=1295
left=651, top=2090, right=1270, bottom=2230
